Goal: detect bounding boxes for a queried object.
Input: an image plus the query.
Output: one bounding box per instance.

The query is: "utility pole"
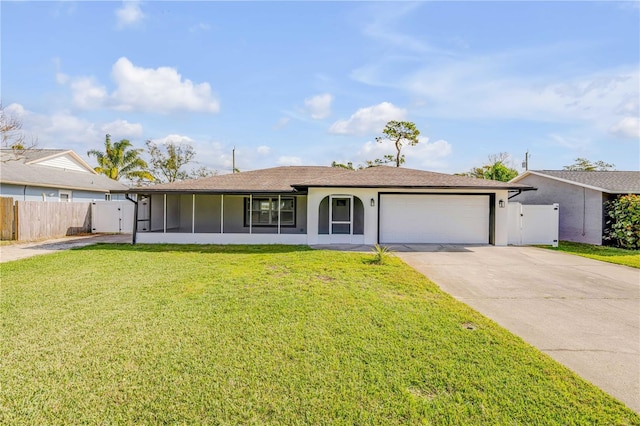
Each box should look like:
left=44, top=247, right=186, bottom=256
left=522, top=150, right=529, bottom=171
left=232, top=146, right=236, bottom=173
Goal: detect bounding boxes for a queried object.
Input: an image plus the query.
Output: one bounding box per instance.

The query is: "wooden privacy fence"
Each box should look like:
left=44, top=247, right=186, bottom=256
left=0, top=197, right=15, bottom=240
left=11, top=201, right=91, bottom=241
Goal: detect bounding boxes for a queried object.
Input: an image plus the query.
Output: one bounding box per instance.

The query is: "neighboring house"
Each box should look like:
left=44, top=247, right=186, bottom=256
left=510, top=170, right=640, bottom=245
left=0, top=149, right=128, bottom=201
left=120, top=166, right=533, bottom=246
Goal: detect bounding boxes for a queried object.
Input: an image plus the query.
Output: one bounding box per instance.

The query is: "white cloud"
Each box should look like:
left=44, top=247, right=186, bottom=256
left=44, top=112, right=99, bottom=144
left=273, top=117, right=290, bottom=130
left=610, top=117, right=640, bottom=139
left=358, top=136, right=452, bottom=170
left=189, top=22, right=211, bottom=33
left=53, top=57, right=70, bottom=84
left=63, top=57, right=220, bottom=114
left=615, top=96, right=639, bottom=115
left=548, top=134, right=591, bottom=150
left=56, top=72, right=70, bottom=85
left=100, top=119, right=143, bottom=139
left=151, top=134, right=196, bottom=145
left=4, top=103, right=27, bottom=117
left=407, top=66, right=638, bottom=124
left=4, top=105, right=236, bottom=173
left=52, top=1, right=77, bottom=18
left=144, top=135, right=237, bottom=174
left=304, top=93, right=333, bottom=119
left=70, top=77, right=108, bottom=109
left=361, top=3, right=431, bottom=53
left=6, top=104, right=145, bottom=154
left=257, top=145, right=271, bottom=155
left=116, top=1, right=145, bottom=29
left=111, top=57, right=220, bottom=113
left=277, top=156, right=303, bottom=166
left=329, top=102, right=407, bottom=136
left=404, top=138, right=453, bottom=169
left=351, top=41, right=639, bottom=140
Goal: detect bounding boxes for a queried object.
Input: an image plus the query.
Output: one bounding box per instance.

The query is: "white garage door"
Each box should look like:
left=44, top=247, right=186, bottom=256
left=380, top=194, right=490, bottom=244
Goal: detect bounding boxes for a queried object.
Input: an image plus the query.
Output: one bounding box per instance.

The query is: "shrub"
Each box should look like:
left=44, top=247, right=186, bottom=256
left=370, top=244, right=392, bottom=264
left=604, top=194, right=640, bottom=250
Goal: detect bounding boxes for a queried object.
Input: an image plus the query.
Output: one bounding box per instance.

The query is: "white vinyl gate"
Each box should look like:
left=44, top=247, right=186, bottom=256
left=508, top=202, right=559, bottom=247
left=91, top=201, right=134, bottom=233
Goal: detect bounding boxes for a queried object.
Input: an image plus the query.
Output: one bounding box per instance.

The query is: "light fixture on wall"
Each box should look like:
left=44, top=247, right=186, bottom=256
left=370, top=198, right=375, bottom=207
left=499, top=199, right=505, bottom=208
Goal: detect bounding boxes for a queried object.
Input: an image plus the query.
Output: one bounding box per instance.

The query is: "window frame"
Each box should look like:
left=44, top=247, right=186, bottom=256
left=59, top=190, right=72, bottom=202
left=244, top=196, right=296, bottom=227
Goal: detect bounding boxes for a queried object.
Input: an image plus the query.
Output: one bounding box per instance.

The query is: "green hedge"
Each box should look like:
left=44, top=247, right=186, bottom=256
left=604, top=194, right=640, bottom=250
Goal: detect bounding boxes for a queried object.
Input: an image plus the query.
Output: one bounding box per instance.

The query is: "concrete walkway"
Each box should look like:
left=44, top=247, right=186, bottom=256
left=0, top=234, right=131, bottom=263
left=396, top=246, right=640, bottom=412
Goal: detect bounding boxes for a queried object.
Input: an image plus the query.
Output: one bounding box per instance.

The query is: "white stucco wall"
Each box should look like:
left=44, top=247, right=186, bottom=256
left=307, top=188, right=510, bottom=246
left=136, top=232, right=307, bottom=245
left=493, top=190, right=510, bottom=246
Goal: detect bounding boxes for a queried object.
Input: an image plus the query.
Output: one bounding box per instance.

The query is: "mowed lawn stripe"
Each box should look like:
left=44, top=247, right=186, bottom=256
left=1, top=244, right=638, bottom=425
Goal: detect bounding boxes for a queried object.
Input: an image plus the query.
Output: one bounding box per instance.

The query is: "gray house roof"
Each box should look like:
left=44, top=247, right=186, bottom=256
left=292, top=165, right=532, bottom=190
left=512, top=170, right=640, bottom=194
left=124, top=165, right=533, bottom=194
left=124, top=166, right=350, bottom=193
left=0, top=149, right=128, bottom=192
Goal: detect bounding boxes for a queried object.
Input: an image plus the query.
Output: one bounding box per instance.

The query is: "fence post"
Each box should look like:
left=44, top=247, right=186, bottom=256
left=14, top=200, right=19, bottom=241
left=0, top=197, right=15, bottom=240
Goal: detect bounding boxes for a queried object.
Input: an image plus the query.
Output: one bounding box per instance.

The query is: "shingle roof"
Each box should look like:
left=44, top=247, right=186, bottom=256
left=293, top=165, right=532, bottom=189
left=124, top=165, right=532, bottom=193
left=126, top=166, right=348, bottom=193
left=514, top=170, right=640, bottom=194
left=18, top=149, right=70, bottom=162
left=0, top=149, right=128, bottom=192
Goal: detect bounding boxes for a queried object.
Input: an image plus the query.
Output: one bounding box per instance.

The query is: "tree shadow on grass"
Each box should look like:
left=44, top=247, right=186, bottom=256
left=77, top=243, right=313, bottom=255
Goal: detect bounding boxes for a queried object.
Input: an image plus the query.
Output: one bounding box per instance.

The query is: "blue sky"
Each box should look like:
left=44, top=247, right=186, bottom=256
left=2, top=1, right=639, bottom=174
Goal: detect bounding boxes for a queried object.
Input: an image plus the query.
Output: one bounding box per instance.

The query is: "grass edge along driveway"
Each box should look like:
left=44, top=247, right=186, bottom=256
left=1, top=244, right=639, bottom=425
left=544, top=241, right=640, bottom=268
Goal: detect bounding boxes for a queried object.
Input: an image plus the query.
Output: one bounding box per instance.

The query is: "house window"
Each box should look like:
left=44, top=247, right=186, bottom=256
left=59, top=190, right=72, bottom=202
left=104, top=193, right=112, bottom=201
left=245, top=197, right=295, bottom=226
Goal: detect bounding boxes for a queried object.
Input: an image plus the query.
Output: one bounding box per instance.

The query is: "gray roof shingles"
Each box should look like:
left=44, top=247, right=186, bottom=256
left=125, top=165, right=532, bottom=193
left=127, top=166, right=348, bottom=193
left=1, top=149, right=128, bottom=192
left=530, top=170, right=640, bottom=194
left=293, top=165, right=531, bottom=189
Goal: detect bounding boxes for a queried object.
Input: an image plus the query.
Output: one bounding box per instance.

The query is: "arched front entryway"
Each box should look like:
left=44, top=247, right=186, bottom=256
left=318, top=195, right=364, bottom=242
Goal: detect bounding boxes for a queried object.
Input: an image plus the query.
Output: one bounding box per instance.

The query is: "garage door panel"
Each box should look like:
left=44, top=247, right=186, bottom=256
left=380, top=194, right=489, bottom=244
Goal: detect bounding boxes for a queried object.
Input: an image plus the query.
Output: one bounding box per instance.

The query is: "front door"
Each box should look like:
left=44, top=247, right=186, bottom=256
left=330, top=196, right=351, bottom=235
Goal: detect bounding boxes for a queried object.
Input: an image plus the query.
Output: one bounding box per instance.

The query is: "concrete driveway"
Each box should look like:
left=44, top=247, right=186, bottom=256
left=0, top=234, right=131, bottom=263
left=396, top=245, right=640, bottom=413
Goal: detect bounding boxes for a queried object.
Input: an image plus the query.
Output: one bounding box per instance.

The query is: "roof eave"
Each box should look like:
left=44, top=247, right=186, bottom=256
left=292, top=184, right=534, bottom=191
left=1, top=179, right=118, bottom=192
left=512, top=170, right=612, bottom=193
left=117, top=188, right=303, bottom=194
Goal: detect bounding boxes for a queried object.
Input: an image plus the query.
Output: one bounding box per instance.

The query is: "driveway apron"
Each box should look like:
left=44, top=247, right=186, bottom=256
left=0, top=234, right=131, bottom=263
left=396, top=245, right=640, bottom=413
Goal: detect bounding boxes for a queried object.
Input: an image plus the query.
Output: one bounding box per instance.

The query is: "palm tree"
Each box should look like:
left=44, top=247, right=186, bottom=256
left=88, top=134, right=154, bottom=182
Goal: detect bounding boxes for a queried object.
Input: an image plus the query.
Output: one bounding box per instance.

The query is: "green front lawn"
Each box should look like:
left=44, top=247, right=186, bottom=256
left=1, top=244, right=638, bottom=424
left=547, top=241, right=640, bottom=268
